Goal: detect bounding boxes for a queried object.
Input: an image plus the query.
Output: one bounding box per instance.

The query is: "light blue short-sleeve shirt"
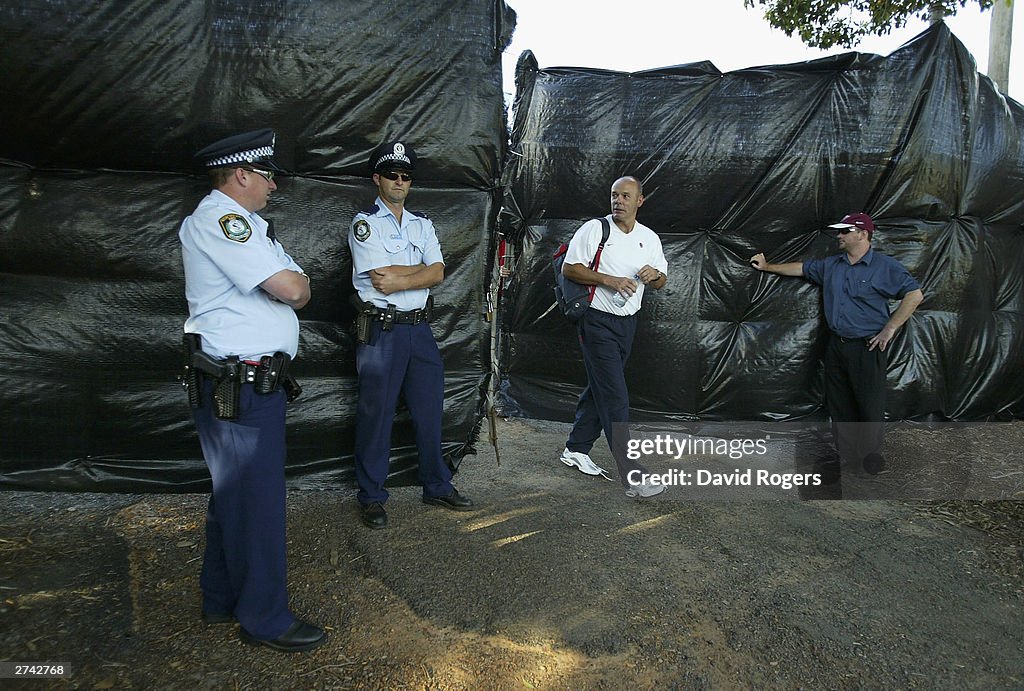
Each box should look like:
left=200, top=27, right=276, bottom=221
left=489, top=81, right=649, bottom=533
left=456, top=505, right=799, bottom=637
left=348, top=198, right=444, bottom=311
left=180, top=189, right=303, bottom=360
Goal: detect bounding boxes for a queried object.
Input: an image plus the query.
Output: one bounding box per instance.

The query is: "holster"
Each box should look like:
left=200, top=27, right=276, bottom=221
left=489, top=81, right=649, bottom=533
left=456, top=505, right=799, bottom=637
left=181, top=333, right=203, bottom=409
left=254, top=352, right=287, bottom=394
left=212, top=356, right=241, bottom=420
left=255, top=351, right=301, bottom=402
left=422, top=294, right=434, bottom=322
left=350, top=294, right=375, bottom=344
left=283, top=373, right=302, bottom=402
left=181, top=336, right=240, bottom=420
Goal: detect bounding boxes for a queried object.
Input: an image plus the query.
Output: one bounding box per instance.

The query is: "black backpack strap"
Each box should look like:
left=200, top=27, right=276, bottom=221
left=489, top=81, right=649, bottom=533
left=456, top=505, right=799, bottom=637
left=585, top=218, right=612, bottom=300
left=588, top=218, right=611, bottom=271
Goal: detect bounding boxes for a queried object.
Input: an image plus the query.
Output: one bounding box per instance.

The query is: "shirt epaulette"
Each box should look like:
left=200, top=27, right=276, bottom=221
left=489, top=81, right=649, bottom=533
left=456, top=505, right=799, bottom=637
left=407, top=209, right=427, bottom=220
left=359, top=203, right=380, bottom=216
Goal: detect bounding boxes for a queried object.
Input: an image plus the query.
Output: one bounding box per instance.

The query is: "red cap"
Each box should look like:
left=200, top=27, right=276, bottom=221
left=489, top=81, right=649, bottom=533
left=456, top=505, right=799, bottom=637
left=828, top=212, right=875, bottom=235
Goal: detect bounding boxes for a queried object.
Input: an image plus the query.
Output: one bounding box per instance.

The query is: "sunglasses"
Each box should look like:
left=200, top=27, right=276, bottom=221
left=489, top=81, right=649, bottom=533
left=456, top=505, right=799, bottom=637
left=240, top=166, right=274, bottom=181
left=836, top=227, right=860, bottom=235
left=380, top=170, right=413, bottom=182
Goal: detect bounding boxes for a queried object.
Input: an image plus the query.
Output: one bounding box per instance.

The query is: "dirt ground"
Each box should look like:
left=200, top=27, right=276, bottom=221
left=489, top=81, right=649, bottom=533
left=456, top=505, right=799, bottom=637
left=1, top=417, right=1023, bottom=690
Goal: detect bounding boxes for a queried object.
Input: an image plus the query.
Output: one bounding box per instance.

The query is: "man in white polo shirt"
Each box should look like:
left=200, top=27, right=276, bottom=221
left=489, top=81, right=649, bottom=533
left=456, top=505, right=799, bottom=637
left=559, top=176, right=669, bottom=497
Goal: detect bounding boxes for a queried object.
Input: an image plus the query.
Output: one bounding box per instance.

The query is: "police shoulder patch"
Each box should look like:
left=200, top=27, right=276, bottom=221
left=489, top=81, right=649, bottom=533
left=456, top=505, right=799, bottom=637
left=219, top=213, right=252, bottom=243
left=353, top=219, right=372, bottom=242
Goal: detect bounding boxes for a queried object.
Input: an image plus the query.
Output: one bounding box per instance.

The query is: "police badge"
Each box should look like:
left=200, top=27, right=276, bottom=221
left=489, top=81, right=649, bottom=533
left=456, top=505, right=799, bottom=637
left=219, top=213, right=252, bottom=243
left=354, top=219, right=371, bottom=242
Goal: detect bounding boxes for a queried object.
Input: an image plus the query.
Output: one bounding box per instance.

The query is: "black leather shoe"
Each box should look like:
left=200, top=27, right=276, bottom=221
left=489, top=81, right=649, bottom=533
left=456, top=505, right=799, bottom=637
left=813, top=457, right=841, bottom=485
left=201, top=611, right=235, bottom=625
left=423, top=488, right=475, bottom=512
left=361, top=502, right=388, bottom=529
left=239, top=620, right=326, bottom=653
left=862, top=452, right=886, bottom=475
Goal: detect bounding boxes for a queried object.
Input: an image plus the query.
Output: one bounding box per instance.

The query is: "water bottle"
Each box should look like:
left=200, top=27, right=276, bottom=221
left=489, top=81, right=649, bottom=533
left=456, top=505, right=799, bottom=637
left=612, top=274, right=640, bottom=308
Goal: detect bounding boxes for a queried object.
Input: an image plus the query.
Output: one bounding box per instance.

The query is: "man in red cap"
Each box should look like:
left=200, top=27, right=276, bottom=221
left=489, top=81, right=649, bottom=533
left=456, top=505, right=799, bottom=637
left=750, top=212, right=924, bottom=476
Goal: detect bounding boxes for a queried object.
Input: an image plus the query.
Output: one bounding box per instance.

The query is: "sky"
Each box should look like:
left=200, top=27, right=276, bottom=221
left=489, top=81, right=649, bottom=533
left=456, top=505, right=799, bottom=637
left=501, top=0, right=1023, bottom=104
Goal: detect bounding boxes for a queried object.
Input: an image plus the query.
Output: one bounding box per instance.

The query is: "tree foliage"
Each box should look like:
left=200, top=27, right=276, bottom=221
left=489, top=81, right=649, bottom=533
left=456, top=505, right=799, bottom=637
left=743, top=0, right=997, bottom=48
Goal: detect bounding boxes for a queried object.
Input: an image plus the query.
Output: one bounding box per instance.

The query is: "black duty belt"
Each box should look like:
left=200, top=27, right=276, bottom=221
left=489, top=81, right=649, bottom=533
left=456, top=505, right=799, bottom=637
left=351, top=295, right=433, bottom=339
left=367, top=306, right=430, bottom=325
left=181, top=334, right=302, bottom=419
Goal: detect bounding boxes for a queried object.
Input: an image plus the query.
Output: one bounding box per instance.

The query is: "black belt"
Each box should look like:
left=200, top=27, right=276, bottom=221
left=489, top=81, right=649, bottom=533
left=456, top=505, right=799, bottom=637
left=368, top=306, right=430, bottom=325
left=833, top=333, right=869, bottom=343
left=183, top=335, right=301, bottom=417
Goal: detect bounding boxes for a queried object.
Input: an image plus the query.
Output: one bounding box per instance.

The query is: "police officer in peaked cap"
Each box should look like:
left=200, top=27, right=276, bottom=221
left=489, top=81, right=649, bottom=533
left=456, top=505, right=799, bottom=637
left=179, top=128, right=325, bottom=652
left=348, top=140, right=476, bottom=529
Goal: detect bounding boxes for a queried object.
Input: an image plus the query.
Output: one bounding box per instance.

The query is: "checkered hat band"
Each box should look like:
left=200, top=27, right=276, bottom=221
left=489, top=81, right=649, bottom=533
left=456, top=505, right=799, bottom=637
left=377, top=153, right=411, bottom=167
left=206, top=145, right=274, bottom=167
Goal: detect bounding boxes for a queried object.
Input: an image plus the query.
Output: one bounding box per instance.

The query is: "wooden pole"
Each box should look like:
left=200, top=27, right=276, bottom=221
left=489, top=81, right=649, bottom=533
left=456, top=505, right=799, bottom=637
left=988, top=0, right=1014, bottom=94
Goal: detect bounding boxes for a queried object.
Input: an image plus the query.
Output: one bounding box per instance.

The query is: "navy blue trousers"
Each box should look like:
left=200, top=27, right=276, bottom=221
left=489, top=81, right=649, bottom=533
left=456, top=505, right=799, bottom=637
left=566, top=308, right=648, bottom=487
left=354, top=321, right=453, bottom=505
left=825, top=334, right=887, bottom=463
left=193, top=382, right=293, bottom=639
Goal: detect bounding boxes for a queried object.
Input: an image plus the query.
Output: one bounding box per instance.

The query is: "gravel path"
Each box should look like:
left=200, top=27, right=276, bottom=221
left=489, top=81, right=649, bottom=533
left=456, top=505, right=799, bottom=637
left=1, top=417, right=1022, bottom=689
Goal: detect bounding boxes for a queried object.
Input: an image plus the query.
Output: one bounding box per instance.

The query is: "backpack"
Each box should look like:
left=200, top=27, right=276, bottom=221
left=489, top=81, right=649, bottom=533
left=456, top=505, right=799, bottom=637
left=552, top=217, right=611, bottom=322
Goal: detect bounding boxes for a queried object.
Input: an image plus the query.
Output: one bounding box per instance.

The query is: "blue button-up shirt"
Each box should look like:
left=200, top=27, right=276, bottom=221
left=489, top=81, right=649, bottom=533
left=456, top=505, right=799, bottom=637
left=348, top=198, right=444, bottom=311
left=180, top=190, right=304, bottom=360
left=803, top=249, right=920, bottom=338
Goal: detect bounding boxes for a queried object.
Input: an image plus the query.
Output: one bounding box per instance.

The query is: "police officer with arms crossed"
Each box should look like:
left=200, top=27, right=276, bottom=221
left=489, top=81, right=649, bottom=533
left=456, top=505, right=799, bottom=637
left=750, top=212, right=924, bottom=476
left=180, top=128, right=325, bottom=652
left=348, top=141, right=475, bottom=529
left=559, top=176, right=669, bottom=498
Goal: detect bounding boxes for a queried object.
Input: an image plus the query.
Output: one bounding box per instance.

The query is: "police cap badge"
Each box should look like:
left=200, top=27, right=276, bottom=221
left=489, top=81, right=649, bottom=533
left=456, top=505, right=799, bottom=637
left=370, top=141, right=416, bottom=173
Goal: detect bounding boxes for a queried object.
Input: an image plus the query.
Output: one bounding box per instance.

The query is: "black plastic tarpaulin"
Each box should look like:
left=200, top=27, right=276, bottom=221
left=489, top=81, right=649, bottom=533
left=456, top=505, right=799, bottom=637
left=4, top=8, right=1023, bottom=493
left=0, top=0, right=515, bottom=490
left=498, top=24, right=1024, bottom=424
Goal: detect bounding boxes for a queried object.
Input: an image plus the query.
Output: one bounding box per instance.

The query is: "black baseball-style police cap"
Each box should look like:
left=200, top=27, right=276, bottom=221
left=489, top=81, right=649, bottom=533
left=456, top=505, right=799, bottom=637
left=370, top=141, right=416, bottom=173
left=194, top=128, right=284, bottom=172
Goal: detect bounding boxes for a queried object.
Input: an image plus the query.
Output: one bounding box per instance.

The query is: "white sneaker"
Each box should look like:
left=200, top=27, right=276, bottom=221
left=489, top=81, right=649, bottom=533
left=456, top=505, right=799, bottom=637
left=559, top=448, right=606, bottom=476
left=625, top=477, right=666, bottom=498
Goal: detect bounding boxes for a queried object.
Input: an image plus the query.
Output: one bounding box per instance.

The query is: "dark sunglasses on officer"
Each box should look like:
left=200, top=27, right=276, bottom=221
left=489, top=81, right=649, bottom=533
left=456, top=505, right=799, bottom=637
left=835, top=226, right=862, bottom=235
left=379, top=170, right=413, bottom=182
